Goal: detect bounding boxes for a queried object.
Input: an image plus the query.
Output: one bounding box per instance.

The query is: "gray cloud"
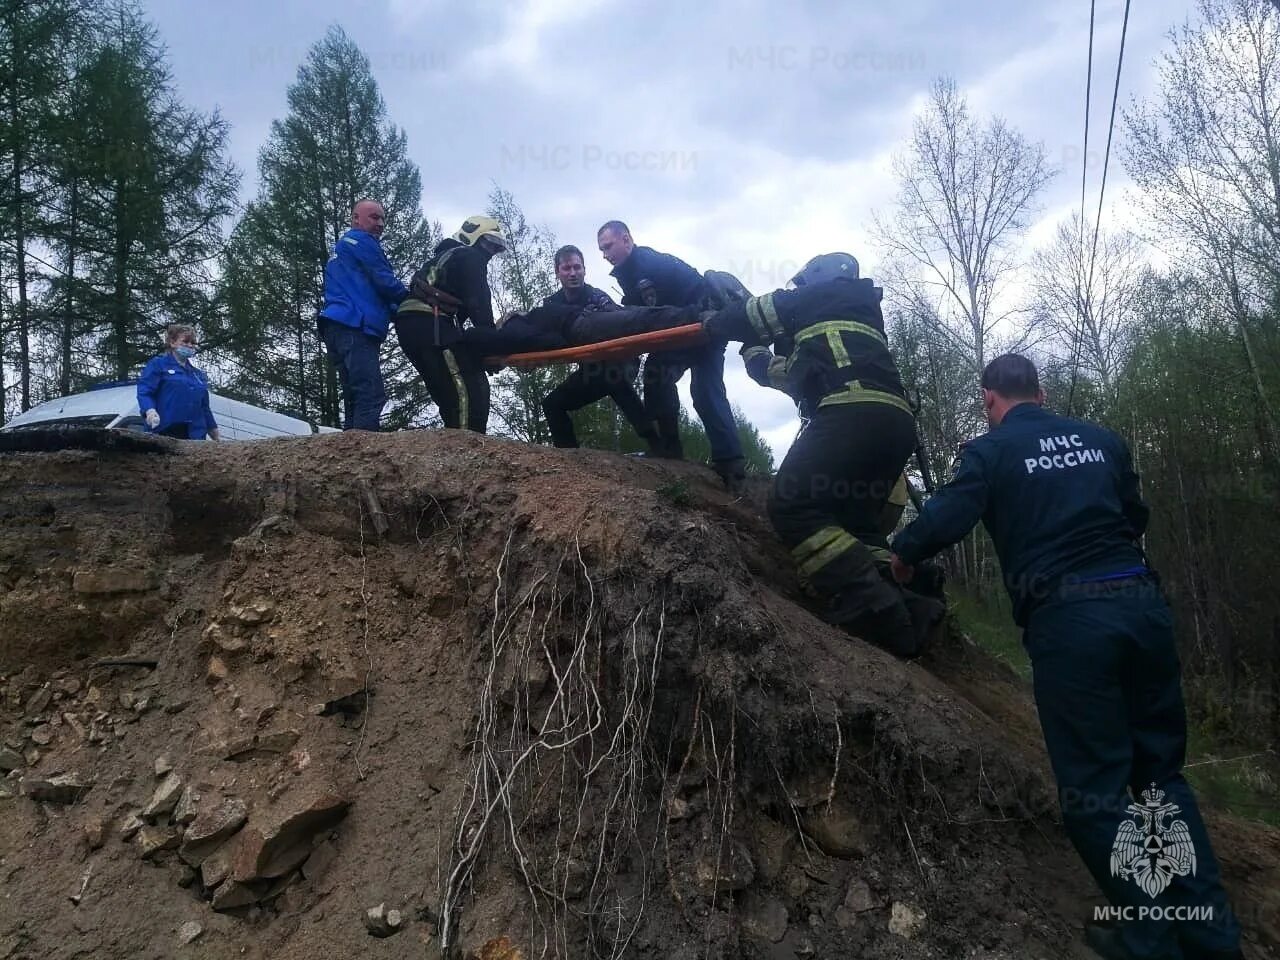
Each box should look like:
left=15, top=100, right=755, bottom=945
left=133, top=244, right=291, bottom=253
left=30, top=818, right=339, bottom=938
left=144, top=0, right=1197, bottom=459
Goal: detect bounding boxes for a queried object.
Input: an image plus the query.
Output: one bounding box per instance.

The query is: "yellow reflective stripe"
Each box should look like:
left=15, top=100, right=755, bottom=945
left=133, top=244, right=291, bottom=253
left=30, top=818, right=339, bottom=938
left=818, top=385, right=914, bottom=416
left=797, top=529, right=859, bottom=579
left=759, top=293, right=782, bottom=336
left=888, top=474, right=909, bottom=508
left=397, top=297, right=432, bottom=315
left=426, top=247, right=460, bottom=287
left=866, top=545, right=892, bottom=564
left=794, top=320, right=886, bottom=347
left=746, top=294, right=784, bottom=339
left=766, top=356, right=790, bottom=390
left=827, top=329, right=850, bottom=368
left=792, top=525, right=845, bottom=563
left=443, top=349, right=468, bottom=427
left=746, top=299, right=769, bottom=340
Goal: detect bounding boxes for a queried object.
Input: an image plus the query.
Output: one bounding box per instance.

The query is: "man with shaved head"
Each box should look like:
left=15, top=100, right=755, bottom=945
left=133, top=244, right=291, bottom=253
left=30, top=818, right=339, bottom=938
left=597, top=219, right=746, bottom=493
left=318, top=199, right=409, bottom=431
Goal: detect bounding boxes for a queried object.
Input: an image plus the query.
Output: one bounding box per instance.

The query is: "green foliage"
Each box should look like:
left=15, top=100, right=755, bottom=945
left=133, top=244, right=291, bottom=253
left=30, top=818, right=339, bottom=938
left=673, top=404, right=774, bottom=473
left=0, top=0, right=239, bottom=414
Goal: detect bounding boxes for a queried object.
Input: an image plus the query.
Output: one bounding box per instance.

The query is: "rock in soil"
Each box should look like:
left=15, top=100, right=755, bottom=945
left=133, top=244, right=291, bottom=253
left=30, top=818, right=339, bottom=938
left=363, top=903, right=404, bottom=938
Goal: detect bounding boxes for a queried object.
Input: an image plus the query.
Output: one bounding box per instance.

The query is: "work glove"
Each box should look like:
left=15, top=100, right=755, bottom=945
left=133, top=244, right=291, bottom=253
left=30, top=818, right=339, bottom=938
left=145, top=409, right=160, bottom=429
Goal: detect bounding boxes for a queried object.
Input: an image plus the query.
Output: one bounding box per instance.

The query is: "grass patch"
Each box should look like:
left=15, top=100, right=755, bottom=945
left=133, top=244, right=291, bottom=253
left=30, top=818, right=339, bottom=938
left=946, top=587, right=1280, bottom=825
left=1183, top=731, right=1280, bottom=828
left=946, top=587, right=1031, bottom=679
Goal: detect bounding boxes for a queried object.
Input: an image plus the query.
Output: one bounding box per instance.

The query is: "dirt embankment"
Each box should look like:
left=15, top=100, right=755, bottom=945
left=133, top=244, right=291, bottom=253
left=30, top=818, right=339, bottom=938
left=0, top=431, right=1276, bottom=960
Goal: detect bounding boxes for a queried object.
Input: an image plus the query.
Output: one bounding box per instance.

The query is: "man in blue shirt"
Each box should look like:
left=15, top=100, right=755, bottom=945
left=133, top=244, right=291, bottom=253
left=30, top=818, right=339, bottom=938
left=318, top=199, right=409, bottom=431
left=890, top=355, right=1242, bottom=960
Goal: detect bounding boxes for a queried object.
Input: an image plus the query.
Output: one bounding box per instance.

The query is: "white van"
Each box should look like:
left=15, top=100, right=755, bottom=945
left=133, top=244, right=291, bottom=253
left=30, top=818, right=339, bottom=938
left=0, top=383, right=337, bottom=441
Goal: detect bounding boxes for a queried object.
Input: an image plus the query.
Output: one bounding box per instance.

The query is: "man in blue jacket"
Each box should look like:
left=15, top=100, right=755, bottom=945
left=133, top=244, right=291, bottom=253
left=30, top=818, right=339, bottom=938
left=597, top=220, right=746, bottom=493
left=890, top=355, right=1242, bottom=960
left=318, top=199, right=409, bottom=431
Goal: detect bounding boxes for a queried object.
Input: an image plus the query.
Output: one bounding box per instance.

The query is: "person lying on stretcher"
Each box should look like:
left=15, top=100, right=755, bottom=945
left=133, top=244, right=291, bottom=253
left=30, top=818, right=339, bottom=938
left=408, top=271, right=751, bottom=358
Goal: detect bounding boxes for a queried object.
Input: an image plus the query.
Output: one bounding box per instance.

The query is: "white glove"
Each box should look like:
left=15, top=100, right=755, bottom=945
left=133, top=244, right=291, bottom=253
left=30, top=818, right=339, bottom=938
left=145, top=409, right=160, bottom=429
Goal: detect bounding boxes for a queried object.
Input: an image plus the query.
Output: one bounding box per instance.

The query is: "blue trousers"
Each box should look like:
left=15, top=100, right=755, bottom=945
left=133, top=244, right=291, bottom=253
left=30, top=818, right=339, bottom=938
left=642, top=340, right=743, bottom=462
left=319, top=318, right=386, bottom=431
left=1025, top=578, right=1241, bottom=959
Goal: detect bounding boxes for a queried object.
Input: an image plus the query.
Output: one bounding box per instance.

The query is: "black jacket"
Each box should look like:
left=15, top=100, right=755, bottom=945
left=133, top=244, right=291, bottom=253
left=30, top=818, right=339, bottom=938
left=609, top=245, right=705, bottom=307
left=892, top=403, right=1150, bottom=625
left=397, top=239, right=496, bottom=346
left=719, top=275, right=908, bottom=414
left=543, top=283, right=617, bottom=313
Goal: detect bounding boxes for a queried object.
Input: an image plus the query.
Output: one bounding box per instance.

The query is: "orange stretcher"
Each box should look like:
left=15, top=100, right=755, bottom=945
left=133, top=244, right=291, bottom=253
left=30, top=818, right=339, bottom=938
left=485, top=323, right=707, bottom=369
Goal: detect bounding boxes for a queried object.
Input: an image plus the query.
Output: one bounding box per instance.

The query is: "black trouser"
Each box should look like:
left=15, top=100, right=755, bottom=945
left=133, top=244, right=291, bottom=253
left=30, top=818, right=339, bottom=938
left=1026, top=579, right=1241, bottom=959
left=396, top=321, right=490, bottom=432
left=542, top=360, right=651, bottom=448
left=157, top=423, right=193, bottom=439
left=768, top=401, right=915, bottom=602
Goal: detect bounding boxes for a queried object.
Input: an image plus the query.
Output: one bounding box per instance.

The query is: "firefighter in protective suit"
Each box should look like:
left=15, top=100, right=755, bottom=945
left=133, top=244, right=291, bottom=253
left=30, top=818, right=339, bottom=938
left=704, top=252, right=944, bottom=655
left=395, top=216, right=507, bottom=432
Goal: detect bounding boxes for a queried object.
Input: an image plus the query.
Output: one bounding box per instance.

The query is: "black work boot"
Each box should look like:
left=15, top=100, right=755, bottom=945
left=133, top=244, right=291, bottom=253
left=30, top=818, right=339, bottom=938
left=901, top=589, right=947, bottom=654
left=637, top=423, right=663, bottom=455
left=825, top=569, right=920, bottom=658
left=712, top=457, right=747, bottom=496
left=844, top=601, right=918, bottom=656
left=909, top=560, right=947, bottom=601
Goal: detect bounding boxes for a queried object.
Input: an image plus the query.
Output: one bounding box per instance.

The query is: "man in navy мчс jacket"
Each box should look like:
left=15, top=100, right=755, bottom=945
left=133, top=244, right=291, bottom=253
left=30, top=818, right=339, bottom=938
left=318, top=199, right=409, bottom=431
left=890, top=354, right=1243, bottom=960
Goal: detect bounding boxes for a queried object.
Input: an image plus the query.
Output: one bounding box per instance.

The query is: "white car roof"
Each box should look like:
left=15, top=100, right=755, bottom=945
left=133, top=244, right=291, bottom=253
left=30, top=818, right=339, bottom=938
left=2, top=384, right=318, bottom=439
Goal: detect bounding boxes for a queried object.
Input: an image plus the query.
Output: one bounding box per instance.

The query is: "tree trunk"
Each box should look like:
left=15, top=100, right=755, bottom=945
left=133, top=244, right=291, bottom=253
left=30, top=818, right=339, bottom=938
left=7, top=10, right=31, bottom=410
left=1225, top=262, right=1280, bottom=485
left=0, top=258, right=7, bottom=423
left=61, top=178, right=79, bottom=396
left=112, top=189, right=131, bottom=380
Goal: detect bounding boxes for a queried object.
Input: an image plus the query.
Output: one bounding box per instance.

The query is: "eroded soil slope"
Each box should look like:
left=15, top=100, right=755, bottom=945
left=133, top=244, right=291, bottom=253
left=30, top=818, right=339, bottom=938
left=0, top=430, right=1275, bottom=960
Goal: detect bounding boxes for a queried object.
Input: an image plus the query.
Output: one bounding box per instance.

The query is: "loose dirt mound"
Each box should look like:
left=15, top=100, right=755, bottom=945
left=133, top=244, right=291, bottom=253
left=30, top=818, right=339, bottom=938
left=0, top=431, right=1275, bottom=960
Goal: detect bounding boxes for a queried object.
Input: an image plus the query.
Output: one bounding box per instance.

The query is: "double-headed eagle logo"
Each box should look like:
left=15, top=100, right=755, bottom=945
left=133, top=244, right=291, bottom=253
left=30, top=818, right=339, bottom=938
left=1110, top=783, right=1197, bottom=898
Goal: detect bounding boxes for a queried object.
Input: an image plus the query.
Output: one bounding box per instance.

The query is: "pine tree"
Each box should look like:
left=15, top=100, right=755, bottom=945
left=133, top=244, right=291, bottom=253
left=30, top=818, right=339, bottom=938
left=218, top=24, right=436, bottom=426
left=66, top=1, right=238, bottom=382
left=0, top=0, right=87, bottom=413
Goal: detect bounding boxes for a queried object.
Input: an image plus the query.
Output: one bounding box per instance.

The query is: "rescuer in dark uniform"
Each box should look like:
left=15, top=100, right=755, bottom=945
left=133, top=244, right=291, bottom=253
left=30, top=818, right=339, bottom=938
left=538, top=244, right=661, bottom=451
left=597, top=220, right=747, bottom=493
left=395, top=216, right=507, bottom=432
left=703, top=252, right=943, bottom=655
left=890, top=354, right=1243, bottom=960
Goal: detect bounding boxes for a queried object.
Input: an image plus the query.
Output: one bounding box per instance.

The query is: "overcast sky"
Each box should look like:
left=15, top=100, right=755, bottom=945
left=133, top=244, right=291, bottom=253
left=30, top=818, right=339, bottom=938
left=141, top=0, right=1193, bottom=459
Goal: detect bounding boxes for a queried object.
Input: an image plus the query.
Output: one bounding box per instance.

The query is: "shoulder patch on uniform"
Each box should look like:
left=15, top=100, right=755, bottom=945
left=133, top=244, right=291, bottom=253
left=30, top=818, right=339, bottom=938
left=341, top=236, right=359, bottom=246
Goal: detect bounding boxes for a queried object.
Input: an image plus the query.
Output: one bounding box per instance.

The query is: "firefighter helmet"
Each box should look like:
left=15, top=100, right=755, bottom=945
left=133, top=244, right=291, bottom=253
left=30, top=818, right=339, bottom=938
left=454, top=216, right=508, bottom=253
left=791, top=252, right=859, bottom=288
